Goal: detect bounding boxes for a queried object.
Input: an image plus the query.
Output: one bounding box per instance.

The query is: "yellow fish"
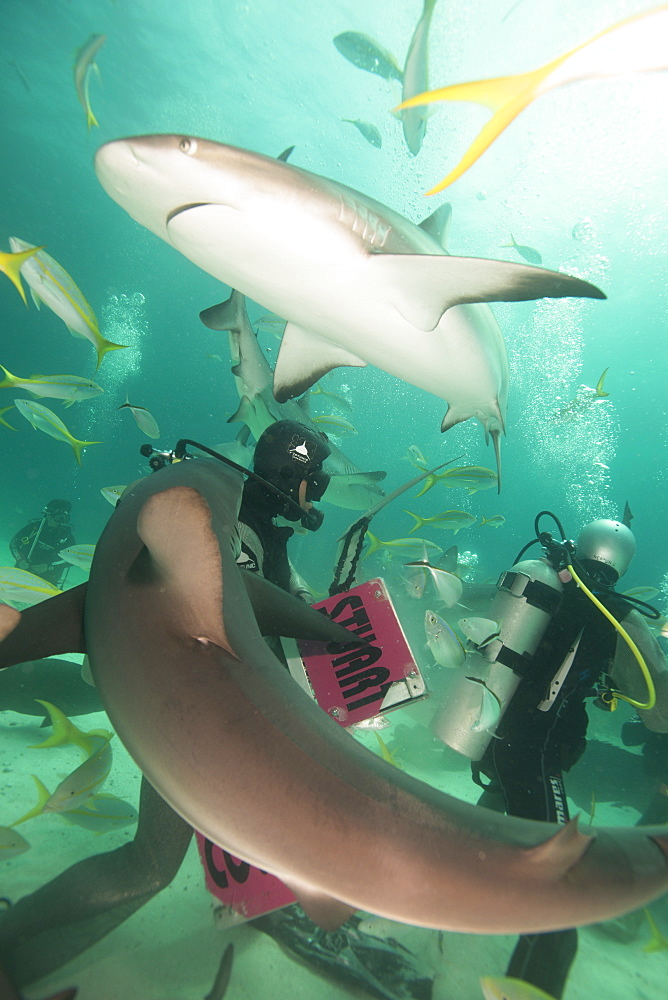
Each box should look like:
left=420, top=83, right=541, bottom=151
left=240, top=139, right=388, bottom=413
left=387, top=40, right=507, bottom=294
left=13, top=701, right=114, bottom=816
left=396, top=6, right=668, bottom=193
left=0, top=825, right=30, bottom=860
left=9, top=237, right=125, bottom=368
left=481, top=976, right=558, bottom=1000
left=643, top=907, right=668, bottom=952
left=0, top=365, right=103, bottom=403
left=415, top=465, right=497, bottom=498
left=14, top=398, right=101, bottom=464
left=0, top=567, right=62, bottom=607
left=101, top=484, right=128, bottom=506
left=12, top=776, right=136, bottom=834
left=405, top=509, right=476, bottom=534
left=1, top=244, right=44, bottom=304
left=0, top=404, right=17, bottom=430
left=73, top=33, right=106, bottom=129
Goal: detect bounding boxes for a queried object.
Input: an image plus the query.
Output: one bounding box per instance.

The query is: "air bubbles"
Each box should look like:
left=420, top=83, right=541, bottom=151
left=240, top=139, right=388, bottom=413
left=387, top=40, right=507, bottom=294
left=571, top=217, right=595, bottom=242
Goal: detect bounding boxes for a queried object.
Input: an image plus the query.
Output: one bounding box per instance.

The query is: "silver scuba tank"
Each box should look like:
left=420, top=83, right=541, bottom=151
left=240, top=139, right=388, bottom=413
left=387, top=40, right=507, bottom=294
left=430, top=558, right=563, bottom=760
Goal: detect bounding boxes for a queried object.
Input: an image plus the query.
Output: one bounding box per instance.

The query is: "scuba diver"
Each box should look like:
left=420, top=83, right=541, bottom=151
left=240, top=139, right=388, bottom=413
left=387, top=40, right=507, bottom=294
left=0, top=421, right=431, bottom=1000
left=453, top=513, right=668, bottom=999
left=10, top=499, right=75, bottom=586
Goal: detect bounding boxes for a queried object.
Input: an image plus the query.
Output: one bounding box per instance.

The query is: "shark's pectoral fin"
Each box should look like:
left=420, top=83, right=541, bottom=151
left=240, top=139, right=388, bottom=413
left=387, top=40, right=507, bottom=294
left=273, top=324, right=367, bottom=403
left=0, top=603, right=20, bottom=642
left=282, top=877, right=357, bottom=931
left=135, top=486, right=237, bottom=657
left=241, top=572, right=366, bottom=645
left=0, top=585, right=87, bottom=670
left=373, top=254, right=605, bottom=333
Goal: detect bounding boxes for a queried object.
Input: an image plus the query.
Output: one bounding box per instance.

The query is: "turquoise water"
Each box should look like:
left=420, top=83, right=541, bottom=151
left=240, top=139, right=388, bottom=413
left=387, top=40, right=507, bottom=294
left=1, top=1, right=667, bottom=998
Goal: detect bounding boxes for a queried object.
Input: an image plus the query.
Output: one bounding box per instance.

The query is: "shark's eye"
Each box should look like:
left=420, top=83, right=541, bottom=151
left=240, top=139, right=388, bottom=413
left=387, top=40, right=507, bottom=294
left=179, top=137, right=198, bottom=155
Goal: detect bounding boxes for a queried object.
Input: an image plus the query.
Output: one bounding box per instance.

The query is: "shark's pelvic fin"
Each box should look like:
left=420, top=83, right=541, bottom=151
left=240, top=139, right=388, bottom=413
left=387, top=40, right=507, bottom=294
left=524, top=817, right=593, bottom=878
left=273, top=323, right=367, bottom=402
left=375, top=253, right=605, bottom=333
left=282, top=877, right=357, bottom=931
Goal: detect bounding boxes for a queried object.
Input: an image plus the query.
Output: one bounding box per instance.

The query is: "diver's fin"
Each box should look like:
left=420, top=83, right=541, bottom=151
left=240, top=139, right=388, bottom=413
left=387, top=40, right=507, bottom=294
left=135, top=486, right=236, bottom=657
left=200, top=290, right=246, bottom=332
left=0, top=584, right=87, bottom=670
left=375, top=253, right=605, bottom=333
left=273, top=323, right=367, bottom=402
left=241, top=571, right=365, bottom=645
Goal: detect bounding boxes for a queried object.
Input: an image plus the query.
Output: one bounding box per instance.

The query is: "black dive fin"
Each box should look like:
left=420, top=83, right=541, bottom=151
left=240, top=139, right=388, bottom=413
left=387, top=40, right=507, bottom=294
left=0, top=584, right=87, bottom=670
left=241, top=572, right=365, bottom=645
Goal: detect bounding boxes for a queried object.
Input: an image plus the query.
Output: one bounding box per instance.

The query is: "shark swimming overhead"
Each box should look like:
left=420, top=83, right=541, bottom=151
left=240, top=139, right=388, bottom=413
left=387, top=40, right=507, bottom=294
left=94, top=135, right=606, bottom=482
left=1, top=457, right=668, bottom=935
left=199, top=289, right=386, bottom=510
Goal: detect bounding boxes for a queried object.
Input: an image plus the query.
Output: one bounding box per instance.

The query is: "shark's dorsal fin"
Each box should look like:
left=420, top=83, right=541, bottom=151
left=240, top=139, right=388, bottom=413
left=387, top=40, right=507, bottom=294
left=418, top=202, right=452, bottom=251
left=374, top=253, right=605, bottom=333
left=200, top=290, right=246, bottom=332
left=273, top=323, right=367, bottom=402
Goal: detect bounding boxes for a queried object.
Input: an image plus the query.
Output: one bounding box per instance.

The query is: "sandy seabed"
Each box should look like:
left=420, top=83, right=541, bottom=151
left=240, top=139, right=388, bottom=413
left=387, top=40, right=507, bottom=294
left=1, top=692, right=666, bottom=1000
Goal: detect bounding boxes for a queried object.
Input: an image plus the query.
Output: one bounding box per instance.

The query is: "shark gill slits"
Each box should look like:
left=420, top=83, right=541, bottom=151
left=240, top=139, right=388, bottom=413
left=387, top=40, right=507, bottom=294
left=165, top=203, right=211, bottom=225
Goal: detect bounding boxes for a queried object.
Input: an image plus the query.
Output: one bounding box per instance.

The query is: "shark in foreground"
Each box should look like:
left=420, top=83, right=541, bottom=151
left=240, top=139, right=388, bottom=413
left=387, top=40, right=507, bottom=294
left=200, top=289, right=387, bottom=510
left=1, top=458, right=668, bottom=935
left=94, top=135, right=605, bottom=483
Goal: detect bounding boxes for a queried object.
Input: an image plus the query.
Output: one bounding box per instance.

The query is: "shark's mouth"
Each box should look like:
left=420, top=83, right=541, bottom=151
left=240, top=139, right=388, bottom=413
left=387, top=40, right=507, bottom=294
left=165, top=202, right=213, bottom=225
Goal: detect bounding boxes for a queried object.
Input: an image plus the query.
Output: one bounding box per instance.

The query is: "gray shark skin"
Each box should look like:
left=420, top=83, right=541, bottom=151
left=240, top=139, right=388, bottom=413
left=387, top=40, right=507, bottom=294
left=2, top=459, right=666, bottom=934
left=200, top=289, right=386, bottom=510
left=94, top=135, right=605, bottom=481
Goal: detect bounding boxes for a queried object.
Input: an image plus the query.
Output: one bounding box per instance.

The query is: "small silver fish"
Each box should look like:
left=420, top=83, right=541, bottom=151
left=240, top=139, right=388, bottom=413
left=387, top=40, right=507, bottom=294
left=342, top=118, right=382, bottom=148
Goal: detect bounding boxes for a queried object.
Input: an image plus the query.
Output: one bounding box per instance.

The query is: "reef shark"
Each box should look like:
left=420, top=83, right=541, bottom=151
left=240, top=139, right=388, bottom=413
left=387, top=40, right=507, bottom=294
left=1, top=458, right=668, bottom=934
left=94, top=135, right=605, bottom=483
left=200, top=289, right=387, bottom=510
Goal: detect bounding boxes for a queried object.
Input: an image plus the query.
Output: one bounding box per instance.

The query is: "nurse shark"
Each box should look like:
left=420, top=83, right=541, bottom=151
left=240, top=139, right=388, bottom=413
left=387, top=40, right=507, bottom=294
left=1, top=458, right=667, bottom=935
left=94, top=135, right=605, bottom=483
left=200, top=288, right=387, bottom=510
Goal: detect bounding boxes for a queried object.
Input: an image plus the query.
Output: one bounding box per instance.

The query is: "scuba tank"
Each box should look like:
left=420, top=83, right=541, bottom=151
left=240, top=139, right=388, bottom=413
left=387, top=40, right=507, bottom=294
left=430, top=558, right=563, bottom=760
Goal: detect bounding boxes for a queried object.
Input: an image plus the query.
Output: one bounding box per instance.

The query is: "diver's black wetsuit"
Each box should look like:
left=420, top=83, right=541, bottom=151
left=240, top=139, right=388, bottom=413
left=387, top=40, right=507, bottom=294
left=0, top=481, right=297, bottom=987
left=473, top=583, right=633, bottom=999
left=10, top=517, right=75, bottom=586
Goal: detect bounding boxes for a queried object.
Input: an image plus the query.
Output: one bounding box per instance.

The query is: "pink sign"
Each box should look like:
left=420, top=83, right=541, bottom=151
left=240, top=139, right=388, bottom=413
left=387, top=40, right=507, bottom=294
left=297, top=578, right=423, bottom=726
left=196, top=834, right=295, bottom=920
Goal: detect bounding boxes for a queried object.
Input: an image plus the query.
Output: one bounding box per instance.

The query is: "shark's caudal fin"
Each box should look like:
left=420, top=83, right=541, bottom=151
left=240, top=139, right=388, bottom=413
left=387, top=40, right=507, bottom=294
left=0, top=584, right=87, bottom=670
left=273, top=323, right=368, bottom=402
